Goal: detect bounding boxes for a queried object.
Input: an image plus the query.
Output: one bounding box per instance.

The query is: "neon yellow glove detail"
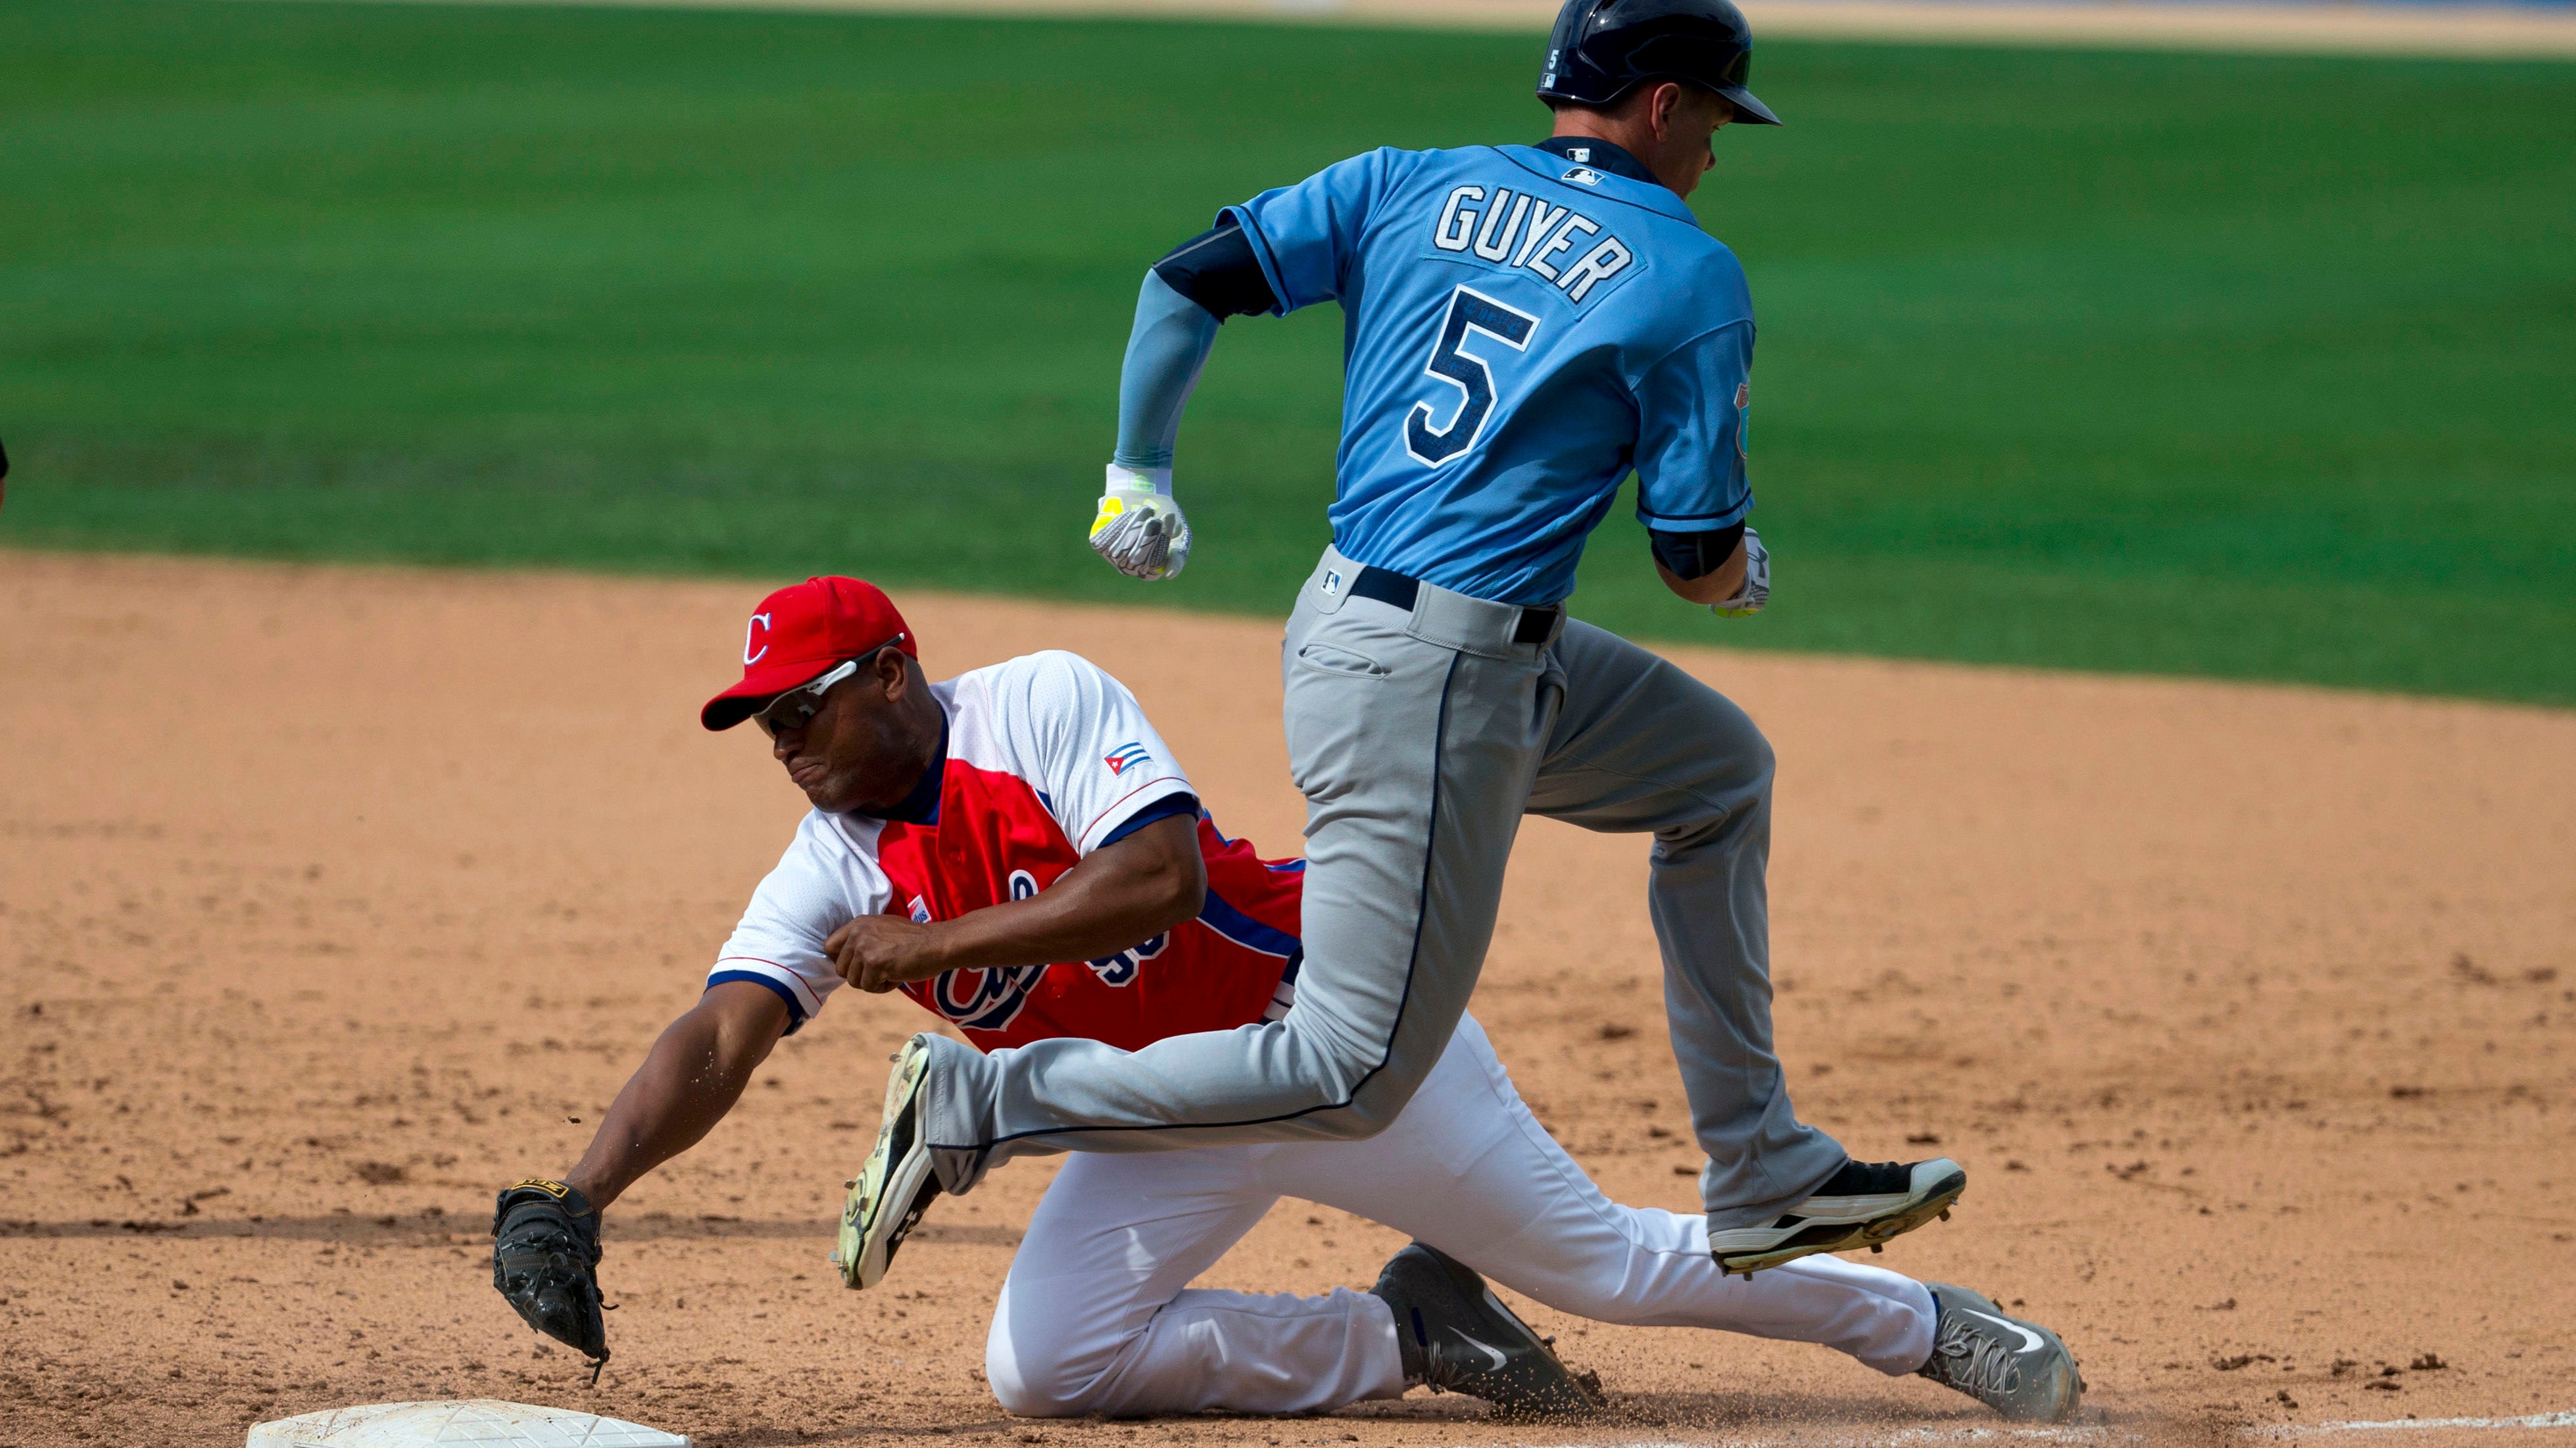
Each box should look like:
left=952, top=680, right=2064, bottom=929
left=1088, top=464, right=1192, bottom=582
left=1711, top=526, right=1770, bottom=618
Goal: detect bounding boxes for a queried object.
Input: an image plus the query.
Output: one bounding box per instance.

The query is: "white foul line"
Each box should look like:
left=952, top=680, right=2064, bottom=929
left=1504, top=1422, right=2122, bottom=1432
left=1490, top=1416, right=2576, bottom=1448
left=2246, top=1410, right=2576, bottom=1436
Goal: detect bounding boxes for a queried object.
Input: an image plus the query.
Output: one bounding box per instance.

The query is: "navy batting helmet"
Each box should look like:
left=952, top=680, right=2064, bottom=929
left=1536, top=0, right=1781, bottom=126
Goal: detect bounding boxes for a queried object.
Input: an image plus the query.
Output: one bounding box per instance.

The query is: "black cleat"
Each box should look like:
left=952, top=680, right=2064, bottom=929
left=1371, top=1242, right=1603, bottom=1420
left=1708, top=1157, right=1966, bottom=1276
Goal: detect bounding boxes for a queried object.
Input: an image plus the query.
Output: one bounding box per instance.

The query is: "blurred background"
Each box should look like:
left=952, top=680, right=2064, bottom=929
left=3, top=0, right=2570, bottom=702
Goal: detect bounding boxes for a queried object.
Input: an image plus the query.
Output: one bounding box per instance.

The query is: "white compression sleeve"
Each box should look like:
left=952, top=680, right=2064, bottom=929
left=1111, top=270, right=1221, bottom=473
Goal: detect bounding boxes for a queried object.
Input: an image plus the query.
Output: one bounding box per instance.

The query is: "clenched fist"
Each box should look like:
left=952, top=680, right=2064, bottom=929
left=1089, top=464, right=1192, bottom=581
left=1711, top=526, right=1769, bottom=617
left=827, top=913, right=950, bottom=994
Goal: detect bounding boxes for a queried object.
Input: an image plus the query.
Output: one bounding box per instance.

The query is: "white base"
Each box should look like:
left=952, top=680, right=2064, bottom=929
left=247, top=1400, right=688, bottom=1447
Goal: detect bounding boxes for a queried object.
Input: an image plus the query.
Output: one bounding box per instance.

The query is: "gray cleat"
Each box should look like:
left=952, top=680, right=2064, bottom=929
left=1371, top=1242, right=1603, bottom=1420
left=1916, top=1282, right=2084, bottom=1422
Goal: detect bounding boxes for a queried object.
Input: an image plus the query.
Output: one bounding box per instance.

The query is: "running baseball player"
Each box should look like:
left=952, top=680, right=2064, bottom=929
left=491, top=576, right=2081, bottom=1423
left=842, top=0, right=1966, bottom=1296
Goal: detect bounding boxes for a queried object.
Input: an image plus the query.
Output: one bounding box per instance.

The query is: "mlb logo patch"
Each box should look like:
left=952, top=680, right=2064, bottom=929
left=1563, top=166, right=1601, bottom=187
left=1104, top=741, right=1152, bottom=776
left=908, top=895, right=933, bottom=924
left=1321, top=568, right=1343, bottom=597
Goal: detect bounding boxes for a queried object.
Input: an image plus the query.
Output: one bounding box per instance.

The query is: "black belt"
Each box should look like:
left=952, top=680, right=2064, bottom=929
left=1348, top=566, right=1562, bottom=645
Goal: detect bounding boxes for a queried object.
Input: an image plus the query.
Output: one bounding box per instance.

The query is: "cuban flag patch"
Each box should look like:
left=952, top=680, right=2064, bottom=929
left=1104, top=741, right=1152, bottom=776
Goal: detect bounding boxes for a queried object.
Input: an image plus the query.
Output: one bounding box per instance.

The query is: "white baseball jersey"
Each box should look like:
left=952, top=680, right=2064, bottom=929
left=706, top=650, right=1302, bottom=1046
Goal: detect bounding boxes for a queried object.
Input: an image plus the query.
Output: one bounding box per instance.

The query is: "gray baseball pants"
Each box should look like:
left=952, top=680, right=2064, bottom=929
left=919, top=544, right=1850, bottom=1230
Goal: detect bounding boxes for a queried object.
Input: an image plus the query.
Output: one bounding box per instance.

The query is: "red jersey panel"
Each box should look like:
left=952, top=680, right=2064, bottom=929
left=885, top=792, right=1302, bottom=1052
left=708, top=651, right=1302, bottom=1053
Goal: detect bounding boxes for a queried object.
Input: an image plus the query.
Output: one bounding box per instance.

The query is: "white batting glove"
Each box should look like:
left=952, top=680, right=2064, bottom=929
left=1711, top=526, right=1769, bottom=617
left=1088, top=464, right=1192, bottom=582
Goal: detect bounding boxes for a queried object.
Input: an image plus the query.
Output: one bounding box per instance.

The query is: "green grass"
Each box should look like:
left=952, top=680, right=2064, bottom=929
left=4, top=1, right=2573, bottom=702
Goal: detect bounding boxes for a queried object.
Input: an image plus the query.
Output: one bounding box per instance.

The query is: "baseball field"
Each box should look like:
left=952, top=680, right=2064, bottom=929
left=3, top=1, right=2574, bottom=1446
left=7, top=0, right=2575, bottom=700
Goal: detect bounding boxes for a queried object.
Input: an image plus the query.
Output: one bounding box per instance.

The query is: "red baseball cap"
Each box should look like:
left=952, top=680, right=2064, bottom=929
left=701, top=576, right=918, bottom=731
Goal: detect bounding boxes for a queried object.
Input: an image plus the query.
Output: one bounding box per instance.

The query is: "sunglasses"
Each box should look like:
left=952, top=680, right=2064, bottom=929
left=752, top=639, right=902, bottom=738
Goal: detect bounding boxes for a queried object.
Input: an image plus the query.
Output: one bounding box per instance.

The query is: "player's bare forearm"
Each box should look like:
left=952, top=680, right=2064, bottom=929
left=828, top=813, right=1206, bottom=993
left=559, top=980, right=789, bottom=1211
left=1657, top=540, right=1747, bottom=604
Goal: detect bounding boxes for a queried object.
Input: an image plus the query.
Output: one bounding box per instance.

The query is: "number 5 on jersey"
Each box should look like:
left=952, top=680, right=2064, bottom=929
left=1405, top=285, right=1540, bottom=467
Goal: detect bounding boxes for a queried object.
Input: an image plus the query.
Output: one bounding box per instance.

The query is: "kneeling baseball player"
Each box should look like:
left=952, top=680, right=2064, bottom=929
left=493, top=576, right=2080, bottom=1422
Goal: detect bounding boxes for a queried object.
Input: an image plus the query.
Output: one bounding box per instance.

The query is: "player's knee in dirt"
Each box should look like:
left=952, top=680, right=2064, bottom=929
left=986, top=1311, right=1108, bottom=1416
left=984, top=1359, right=1073, bottom=1417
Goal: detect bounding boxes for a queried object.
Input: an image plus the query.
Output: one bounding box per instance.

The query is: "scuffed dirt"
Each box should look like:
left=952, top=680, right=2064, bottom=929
left=1, top=551, right=2570, bottom=1447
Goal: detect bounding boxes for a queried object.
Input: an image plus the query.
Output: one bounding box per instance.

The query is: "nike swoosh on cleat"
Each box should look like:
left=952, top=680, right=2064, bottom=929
left=1455, top=1332, right=1511, bottom=1371
left=1960, top=1307, right=2047, bottom=1353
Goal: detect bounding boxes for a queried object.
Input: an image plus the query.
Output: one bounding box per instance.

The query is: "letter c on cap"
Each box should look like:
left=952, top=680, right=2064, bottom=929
left=744, top=612, right=772, bottom=665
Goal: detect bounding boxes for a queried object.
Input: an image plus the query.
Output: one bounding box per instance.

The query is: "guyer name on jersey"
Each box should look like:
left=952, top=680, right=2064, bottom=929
left=1430, top=185, right=1633, bottom=302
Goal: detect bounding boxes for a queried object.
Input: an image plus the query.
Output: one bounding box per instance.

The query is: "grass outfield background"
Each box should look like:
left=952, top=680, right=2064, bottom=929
left=3, top=1, right=2571, bottom=702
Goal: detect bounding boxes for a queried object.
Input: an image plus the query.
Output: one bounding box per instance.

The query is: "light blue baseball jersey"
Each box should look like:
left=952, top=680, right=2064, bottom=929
left=1227, top=143, right=1755, bottom=606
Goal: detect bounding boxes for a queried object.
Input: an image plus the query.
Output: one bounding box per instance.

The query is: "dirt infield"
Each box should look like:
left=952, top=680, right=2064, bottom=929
left=322, top=0, right=2576, bottom=60
left=2, top=550, right=2571, bottom=1447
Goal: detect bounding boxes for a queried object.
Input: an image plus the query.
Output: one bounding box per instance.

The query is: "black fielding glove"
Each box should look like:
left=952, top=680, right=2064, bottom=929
left=492, top=1178, right=609, bottom=1369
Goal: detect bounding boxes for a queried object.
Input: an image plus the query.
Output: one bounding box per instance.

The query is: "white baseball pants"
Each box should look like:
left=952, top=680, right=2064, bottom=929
left=984, top=1015, right=1935, bottom=1417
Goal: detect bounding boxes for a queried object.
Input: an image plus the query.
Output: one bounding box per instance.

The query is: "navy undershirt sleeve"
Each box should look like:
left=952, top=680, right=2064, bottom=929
left=1649, top=522, right=1747, bottom=581
left=1152, top=216, right=1278, bottom=320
